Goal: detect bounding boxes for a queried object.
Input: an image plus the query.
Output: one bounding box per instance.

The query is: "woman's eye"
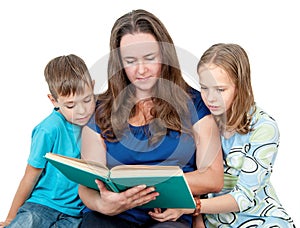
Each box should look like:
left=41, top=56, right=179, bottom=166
left=145, top=56, right=155, bottom=61
left=124, top=59, right=136, bottom=65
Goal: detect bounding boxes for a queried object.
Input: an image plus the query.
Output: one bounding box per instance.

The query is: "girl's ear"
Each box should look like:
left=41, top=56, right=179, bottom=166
left=47, top=94, right=58, bottom=107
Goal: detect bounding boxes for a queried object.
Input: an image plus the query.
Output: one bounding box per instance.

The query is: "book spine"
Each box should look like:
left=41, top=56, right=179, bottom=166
left=106, top=170, right=119, bottom=192
left=105, top=179, right=120, bottom=192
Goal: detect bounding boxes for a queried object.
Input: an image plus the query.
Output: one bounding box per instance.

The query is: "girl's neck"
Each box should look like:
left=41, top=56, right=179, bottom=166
left=214, top=114, right=236, bottom=139
left=222, top=129, right=236, bottom=139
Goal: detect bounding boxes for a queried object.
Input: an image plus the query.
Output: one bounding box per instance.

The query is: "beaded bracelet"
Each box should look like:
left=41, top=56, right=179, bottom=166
left=193, top=197, right=201, bottom=216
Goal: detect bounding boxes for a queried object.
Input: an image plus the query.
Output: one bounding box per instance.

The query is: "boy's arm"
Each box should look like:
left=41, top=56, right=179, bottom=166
left=0, top=164, right=42, bottom=227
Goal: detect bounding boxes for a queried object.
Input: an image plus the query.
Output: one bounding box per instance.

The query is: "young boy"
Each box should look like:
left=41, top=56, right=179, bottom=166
left=0, top=54, right=95, bottom=228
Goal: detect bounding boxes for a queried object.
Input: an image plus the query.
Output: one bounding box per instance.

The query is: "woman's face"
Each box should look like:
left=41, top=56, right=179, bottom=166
left=198, top=64, right=236, bottom=116
left=120, top=32, right=162, bottom=99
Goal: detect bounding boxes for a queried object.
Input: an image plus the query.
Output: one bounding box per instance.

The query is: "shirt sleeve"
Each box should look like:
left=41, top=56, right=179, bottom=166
left=87, top=113, right=101, bottom=133
left=27, top=126, right=55, bottom=168
left=189, top=88, right=210, bottom=125
left=229, top=116, right=279, bottom=211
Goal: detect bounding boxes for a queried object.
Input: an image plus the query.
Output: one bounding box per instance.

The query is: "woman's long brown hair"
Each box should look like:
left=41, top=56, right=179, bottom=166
left=96, top=9, right=193, bottom=144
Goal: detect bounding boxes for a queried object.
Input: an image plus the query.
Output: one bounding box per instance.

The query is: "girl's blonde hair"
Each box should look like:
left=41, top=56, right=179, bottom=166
left=197, top=43, right=255, bottom=134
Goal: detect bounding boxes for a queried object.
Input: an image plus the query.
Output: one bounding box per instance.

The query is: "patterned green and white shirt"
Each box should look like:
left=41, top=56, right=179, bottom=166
left=205, top=106, right=295, bottom=227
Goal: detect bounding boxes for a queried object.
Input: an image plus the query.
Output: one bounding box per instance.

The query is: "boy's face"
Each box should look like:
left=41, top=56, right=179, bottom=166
left=50, top=84, right=95, bottom=126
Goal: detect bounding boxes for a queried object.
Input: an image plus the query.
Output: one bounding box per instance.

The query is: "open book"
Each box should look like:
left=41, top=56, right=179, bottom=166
left=45, top=152, right=195, bottom=209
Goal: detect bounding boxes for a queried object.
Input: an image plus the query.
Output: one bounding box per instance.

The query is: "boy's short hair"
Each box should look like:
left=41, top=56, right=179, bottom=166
left=44, top=54, right=93, bottom=100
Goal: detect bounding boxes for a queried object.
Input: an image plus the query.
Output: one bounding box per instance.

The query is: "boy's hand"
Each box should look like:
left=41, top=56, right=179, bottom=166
left=0, top=219, right=12, bottom=228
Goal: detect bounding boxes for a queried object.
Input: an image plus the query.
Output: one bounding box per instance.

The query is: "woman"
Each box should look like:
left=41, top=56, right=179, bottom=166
left=195, top=43, right=295, bottom=227
left=79, top=10, right=223, bottom=228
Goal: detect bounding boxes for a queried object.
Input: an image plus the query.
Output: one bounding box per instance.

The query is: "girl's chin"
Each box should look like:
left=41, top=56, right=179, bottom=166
left=209, top=109, right=225, bottom=116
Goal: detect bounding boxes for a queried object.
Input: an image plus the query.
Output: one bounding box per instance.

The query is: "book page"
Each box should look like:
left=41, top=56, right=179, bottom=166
left=45, top=153, right=109, bottom=178
left=110, top=165, right=183, bottom=178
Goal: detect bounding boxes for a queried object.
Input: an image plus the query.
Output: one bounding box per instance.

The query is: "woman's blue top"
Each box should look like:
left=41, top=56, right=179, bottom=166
left=87, top=87, right=210, bottom=225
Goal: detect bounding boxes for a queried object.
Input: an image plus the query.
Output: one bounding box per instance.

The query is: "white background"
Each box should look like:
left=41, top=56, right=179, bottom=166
left=0, top=0, right=299, bottom=225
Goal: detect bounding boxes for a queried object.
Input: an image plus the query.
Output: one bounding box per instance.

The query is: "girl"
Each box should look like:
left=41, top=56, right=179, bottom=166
left=195, top=43, right=295, bottom=227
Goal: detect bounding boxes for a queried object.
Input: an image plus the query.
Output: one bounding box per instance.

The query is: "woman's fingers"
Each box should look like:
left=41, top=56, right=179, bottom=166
left=124, top=185, right=159, bottom=207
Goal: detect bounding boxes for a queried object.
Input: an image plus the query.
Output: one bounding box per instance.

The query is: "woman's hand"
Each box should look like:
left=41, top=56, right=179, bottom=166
left=148, top=208, right=192, bottom=222
left=95, top=179, right=159, bottom=215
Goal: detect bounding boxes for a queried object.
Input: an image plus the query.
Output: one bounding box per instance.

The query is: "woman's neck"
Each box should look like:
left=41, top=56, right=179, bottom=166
left=128, top=99, right=154, bottom=126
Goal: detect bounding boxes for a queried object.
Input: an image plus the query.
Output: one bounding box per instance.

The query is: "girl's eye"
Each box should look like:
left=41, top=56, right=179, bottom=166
left=217, top=88, right=225, bottom=92
left=200, top=86, right=208, bottom=90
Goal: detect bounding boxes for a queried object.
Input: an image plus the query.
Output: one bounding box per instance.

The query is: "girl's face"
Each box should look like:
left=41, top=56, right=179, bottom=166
left=120, top=33, right=162, bottom=99
left=198, top=64, right=236, bottom=116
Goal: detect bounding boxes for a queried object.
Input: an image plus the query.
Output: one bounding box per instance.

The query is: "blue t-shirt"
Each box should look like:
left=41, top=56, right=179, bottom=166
left=87, top=87, right=210, bottom=225
left=26, top=109, right=84, bottom=216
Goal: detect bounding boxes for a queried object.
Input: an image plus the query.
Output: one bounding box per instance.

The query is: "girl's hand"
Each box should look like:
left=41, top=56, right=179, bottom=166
left=95, top=179, right=159, bottom=215
left=149, top=208, right=189, bottom=222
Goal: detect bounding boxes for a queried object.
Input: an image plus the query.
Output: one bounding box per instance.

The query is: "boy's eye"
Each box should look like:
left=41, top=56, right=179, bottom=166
left=65, top=105, right=75, bottom=109
left=200, top=86, right=208, bottom=90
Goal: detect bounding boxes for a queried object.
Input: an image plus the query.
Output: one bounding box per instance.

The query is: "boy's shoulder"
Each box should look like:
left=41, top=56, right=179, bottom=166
left=33, top=109, right=70, bottom=133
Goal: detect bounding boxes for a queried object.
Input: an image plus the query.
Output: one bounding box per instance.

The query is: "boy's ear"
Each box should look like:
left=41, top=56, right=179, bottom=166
left=47, top=94, right=58, bottom=107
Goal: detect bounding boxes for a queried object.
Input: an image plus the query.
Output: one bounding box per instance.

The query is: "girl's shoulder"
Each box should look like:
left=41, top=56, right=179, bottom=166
left=251, top=106, right=277, bottom=126
left=249, top=105, right=279, bottom=142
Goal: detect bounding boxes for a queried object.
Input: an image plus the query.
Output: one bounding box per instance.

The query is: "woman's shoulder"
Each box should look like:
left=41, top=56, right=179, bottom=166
left=187, top=86, right=211, bottom=124
left=187, top=86, right=204, bottom=105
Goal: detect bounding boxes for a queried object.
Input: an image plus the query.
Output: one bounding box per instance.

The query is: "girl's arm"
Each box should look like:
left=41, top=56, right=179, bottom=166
left=200, top=117, right=279, bottom=214
left=0, top=165, right=42, bottom=227
left=78, top=125, right=159, bottom=215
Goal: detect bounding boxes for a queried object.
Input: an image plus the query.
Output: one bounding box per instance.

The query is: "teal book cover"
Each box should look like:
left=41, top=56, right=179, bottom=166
left=45, top=153, right=196, bottom=209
